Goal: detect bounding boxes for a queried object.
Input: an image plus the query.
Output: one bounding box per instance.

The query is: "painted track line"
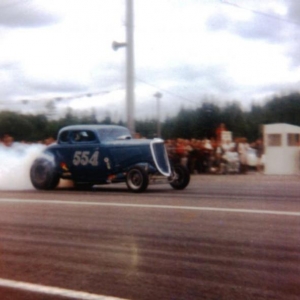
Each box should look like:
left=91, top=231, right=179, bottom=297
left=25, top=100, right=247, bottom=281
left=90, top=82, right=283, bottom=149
left=0, top=278, right=127, bottom=300
left=1, top=198, right=300, bottom=217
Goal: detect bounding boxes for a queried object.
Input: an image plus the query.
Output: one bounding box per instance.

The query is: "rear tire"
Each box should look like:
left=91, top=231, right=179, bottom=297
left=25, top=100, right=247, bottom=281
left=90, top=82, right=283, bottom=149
left=126, top=166, right=149, bottom=193
left=30, top=158, right=59, bottom=190
left=169, top=165, right=190, bottom=190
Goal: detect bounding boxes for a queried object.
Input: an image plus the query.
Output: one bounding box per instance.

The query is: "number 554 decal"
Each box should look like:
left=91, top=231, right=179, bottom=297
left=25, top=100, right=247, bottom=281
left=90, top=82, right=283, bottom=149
left=72, top=151, right=99, bottom=166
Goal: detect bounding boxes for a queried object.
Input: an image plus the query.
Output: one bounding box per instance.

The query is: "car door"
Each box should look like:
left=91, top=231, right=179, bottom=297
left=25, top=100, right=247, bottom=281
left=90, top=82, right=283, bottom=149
left=67, top=129, right=105, bottom=181
left=70, top=130, right=106, bottom=181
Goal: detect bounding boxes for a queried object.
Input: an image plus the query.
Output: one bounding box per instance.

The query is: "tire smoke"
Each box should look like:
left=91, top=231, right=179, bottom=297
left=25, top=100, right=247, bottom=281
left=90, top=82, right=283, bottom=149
left=0, top=144, right=46, bottom=190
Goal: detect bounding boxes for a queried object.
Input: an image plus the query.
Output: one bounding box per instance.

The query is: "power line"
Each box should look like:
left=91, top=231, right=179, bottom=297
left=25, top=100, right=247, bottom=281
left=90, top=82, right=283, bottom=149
left=221, top=0, right=300, bottom=26
left=136, top=77, right=200, bottom=106
left=18, top=87, right=124, bottom=105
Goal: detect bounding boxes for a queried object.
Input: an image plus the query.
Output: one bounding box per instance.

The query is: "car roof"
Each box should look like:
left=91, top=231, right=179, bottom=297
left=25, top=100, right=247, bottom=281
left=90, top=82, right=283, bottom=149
left=59, top=124, right=127, bottom=132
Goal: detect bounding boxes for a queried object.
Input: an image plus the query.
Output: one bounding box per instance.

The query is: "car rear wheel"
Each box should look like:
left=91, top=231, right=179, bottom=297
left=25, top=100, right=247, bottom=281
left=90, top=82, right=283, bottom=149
left=30, top=158, right=60, bottom=190
left=169, top=165, right=190, bottom=190
left=126, top=166, right=149, bottom=193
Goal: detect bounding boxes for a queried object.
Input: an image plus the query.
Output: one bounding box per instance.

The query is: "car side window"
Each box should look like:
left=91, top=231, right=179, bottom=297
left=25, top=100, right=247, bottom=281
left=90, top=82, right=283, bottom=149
left=71, top=130, right=97, bottom=143
left=59, top=130, right=70, bottom=143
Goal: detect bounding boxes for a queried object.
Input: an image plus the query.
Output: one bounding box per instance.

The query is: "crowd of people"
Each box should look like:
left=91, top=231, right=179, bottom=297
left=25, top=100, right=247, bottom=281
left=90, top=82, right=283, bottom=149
left=165, top=137, right=264, bottom=175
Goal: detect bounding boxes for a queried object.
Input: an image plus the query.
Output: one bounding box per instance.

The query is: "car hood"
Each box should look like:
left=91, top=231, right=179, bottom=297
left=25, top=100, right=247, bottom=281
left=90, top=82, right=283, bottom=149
left=104, top=139, right=159, bottom=147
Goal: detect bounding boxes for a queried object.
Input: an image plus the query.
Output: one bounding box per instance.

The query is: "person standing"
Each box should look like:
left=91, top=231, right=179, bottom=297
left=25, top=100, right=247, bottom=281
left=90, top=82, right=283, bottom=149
left=254, top=138, right=264, bottom=173
left=238, top=137, right=249, bottom=174
left=216, top=123, right=226, bottom=145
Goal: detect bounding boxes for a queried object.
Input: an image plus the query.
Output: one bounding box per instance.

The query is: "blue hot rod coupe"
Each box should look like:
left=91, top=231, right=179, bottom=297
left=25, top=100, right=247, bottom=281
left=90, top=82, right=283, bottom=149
left=30, top=125, right=190, bottom=192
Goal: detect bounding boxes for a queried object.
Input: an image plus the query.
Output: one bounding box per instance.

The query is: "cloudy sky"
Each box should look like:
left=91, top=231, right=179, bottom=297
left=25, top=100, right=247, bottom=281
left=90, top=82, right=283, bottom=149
left=0, top=0, right=299, bottom=121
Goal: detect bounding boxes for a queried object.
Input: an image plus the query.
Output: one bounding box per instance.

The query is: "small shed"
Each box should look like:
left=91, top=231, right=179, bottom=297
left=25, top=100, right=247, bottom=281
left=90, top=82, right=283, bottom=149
left=263, top=123, right=300, bottom=175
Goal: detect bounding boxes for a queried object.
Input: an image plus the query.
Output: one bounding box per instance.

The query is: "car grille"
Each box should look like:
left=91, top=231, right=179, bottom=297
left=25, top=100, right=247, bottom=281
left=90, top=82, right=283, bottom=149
left=150, top=140, right=171, bottom=176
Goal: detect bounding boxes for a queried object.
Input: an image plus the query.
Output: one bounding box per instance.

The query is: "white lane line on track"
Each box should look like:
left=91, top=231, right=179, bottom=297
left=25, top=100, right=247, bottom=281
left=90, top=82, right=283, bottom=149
left=0, top=278, right=127, bottom=300
left=1, top=198, right=300, bottom=217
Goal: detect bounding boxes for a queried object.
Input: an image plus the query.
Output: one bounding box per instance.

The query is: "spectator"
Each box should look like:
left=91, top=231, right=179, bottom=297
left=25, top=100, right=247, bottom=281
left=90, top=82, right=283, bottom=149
left=216, top=123, right=226, bottom=145
left=254, top=138, right=264, bottom=173
left=2, top=134, right=14, bottom=147
left=165, top=139, right=178, bottom=164
left=44, top=137, right=56, bottom=145
left=238, top=137, right=249, bottom=174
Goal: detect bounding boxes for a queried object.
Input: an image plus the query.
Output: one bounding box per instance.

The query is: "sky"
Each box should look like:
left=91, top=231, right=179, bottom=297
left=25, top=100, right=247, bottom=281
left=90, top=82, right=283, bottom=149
left=0, top=0, right=300, bottom=122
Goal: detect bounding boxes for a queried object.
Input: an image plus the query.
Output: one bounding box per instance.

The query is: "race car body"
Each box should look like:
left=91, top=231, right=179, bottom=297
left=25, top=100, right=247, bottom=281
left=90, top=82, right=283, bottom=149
left=30, top=125, right=190, bottom=192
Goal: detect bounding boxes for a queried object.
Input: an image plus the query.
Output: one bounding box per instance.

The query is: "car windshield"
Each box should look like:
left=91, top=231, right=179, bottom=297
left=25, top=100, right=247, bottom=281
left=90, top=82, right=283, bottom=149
left=97, top=128, right=131, bottom=142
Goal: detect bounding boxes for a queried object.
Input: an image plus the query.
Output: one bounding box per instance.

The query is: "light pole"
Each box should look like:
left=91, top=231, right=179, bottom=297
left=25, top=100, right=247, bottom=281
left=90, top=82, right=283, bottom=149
left=126, top=0, right=135, bottom=135
left=154, top=92, right=162, bottom=138
left=112, top=0, right=135, bottom=135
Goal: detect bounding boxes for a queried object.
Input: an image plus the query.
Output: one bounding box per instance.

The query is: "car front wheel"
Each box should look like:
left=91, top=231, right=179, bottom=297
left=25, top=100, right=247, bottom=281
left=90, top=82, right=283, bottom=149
left=169, top=165, right=190, bottom=190
left=126, top=166, right=149, bottom=193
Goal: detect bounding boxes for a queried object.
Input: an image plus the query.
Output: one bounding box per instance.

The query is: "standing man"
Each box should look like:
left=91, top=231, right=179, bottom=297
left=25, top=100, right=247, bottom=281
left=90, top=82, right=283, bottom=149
left=238, top=137, right=249, bottom=174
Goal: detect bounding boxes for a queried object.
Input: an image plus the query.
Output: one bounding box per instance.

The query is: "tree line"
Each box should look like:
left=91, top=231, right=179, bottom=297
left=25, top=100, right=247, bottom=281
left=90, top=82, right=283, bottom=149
left=1, top=92, right=300, bottom=143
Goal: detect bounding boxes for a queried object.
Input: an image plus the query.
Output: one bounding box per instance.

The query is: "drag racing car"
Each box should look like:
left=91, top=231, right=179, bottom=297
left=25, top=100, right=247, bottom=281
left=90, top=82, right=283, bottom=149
left=30, top=125, right=190, bottom=193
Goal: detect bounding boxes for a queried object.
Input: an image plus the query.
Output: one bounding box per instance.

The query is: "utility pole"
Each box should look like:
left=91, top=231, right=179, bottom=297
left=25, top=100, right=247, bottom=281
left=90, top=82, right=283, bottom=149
left=112, top=0, right=135, bottom=135
left=154, top=92, right=162, bottom=137
left=126, top=0, right=135, bottom=135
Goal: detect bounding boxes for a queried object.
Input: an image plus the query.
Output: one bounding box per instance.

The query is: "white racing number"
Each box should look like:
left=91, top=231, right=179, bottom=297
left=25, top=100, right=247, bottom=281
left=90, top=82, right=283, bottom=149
left=72, top=151, right=99, bottom=166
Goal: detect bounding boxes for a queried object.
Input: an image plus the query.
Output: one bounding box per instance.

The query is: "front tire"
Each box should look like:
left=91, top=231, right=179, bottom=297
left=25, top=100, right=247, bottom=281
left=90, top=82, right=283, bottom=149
left=169, top=165, right=190, bottom=190
left=126, top=166, right=149, bottom=193
left=30, top=158, right=60, bottom=190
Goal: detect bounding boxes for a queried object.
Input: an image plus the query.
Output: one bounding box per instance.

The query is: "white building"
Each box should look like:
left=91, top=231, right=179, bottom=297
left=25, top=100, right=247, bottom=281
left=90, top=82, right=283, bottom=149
left=263, top=123, right=300, bottom=175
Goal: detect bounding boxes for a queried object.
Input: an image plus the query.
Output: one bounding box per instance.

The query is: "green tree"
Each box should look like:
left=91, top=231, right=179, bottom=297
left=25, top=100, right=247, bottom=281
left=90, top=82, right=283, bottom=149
left=0, top=111, right=34, bottom=141
left=193, top=103, right=221, bottom=139
left=221, top=102, right=247, bottom=138
left=136, top=119, right=156, bottom=138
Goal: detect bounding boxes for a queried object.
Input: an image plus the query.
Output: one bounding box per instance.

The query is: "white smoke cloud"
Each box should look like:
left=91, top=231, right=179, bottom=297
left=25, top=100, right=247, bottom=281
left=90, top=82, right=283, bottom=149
left=0, top=143, right=46, bottom=190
